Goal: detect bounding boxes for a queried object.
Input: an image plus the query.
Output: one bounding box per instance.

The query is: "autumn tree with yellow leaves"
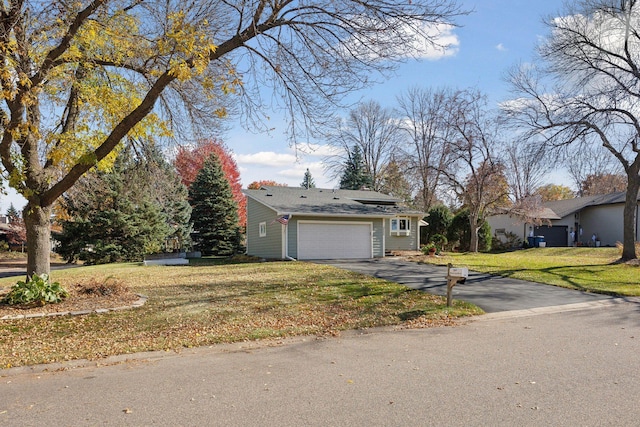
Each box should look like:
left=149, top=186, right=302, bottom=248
left=0, top=0, right=464, bottom=276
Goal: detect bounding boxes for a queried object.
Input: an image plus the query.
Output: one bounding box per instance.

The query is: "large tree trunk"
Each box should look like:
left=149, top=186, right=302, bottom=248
left=621, top=174, right=640, bottom=261
left=469, top=212, right=480, bottom=253
left=23, top=203, right=52, bottom=278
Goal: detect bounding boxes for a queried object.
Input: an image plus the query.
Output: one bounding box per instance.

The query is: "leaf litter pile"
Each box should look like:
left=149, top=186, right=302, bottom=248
left=0, top=277, right=139, bottom=317
left=0, top=261, right=482, bottom=368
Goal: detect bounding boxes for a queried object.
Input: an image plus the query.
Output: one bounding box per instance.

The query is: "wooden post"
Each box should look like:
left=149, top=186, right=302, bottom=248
left=446, top=263, right=455, bottom=307
left=445, top=263, right=468, bottom=307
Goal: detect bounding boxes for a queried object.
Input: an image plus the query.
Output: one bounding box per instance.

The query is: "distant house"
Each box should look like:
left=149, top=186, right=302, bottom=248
left=243, top=186, right=425, bottom=260
left=489, top=192, right=640, bottom=247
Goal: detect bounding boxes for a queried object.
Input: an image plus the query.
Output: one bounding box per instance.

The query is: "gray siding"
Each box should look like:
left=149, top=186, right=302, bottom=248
left=245, top=198, right=283, bottom=259
left=372, top=218, right=384, bottom=257
left=580, top=204, right=623, bottom=247
left=385, top=217, right=420, bottom=252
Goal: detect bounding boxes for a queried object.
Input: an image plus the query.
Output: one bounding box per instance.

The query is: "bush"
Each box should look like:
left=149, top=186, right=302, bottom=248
left=424, top=205, right=453, bottom=243
left=447, top=208, right=492, bottom=252
left=2, top=274, right=69, bottom=306
left=421, top=243, right=437, bottom=255
left=492, top=231, right=522, bottom=251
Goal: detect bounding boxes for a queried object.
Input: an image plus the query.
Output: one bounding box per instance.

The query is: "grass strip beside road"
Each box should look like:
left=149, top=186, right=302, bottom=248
left=419, top=247, right=640, bottom=296
left=0, top=261, right=482, bottom=368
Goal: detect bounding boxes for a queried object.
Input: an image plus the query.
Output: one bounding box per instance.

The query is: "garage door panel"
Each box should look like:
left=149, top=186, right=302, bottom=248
left=298, top=222, right=372, bottom=259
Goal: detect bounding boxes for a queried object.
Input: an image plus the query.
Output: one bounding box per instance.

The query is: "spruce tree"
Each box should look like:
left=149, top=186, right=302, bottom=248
left=339, top=145, right=372, bottom=190
left=300, top=168, right=316, bottom=189
left=189, top=154, right=241, bottom=256
left=55, top=147, right=186, bottom=264
left=6, top=203, right=19, bottom=221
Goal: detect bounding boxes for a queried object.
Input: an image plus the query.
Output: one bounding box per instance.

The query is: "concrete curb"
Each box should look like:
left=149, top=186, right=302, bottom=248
left=475, top=297, right=639, bottom=321
left=0, top=294, right=148, bottom=321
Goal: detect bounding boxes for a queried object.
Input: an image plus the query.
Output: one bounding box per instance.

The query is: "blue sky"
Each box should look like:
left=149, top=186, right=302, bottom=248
left=0, top=0, right=564, bottom=214
left=229, top=0, right=565, bottom=190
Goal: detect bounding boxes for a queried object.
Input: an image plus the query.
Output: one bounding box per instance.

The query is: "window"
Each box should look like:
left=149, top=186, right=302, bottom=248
left=259, top=222, right=267, bottom=237
left=390, top=217, right=410, bottom=235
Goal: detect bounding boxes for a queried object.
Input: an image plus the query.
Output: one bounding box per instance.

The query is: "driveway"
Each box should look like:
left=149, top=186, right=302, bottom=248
left=318, top=258, right=615, bottom=313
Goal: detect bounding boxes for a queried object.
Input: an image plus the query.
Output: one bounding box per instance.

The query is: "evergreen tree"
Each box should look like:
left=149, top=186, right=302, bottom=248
left=189, top=154, right=241, bottom=256
left=140, top=144, right=192, bottom=251
left=339, top=145, right=372, bottom=190
left=447, top=208, right=492, bottom=252
left=5, top=202, right=26, bottom=250
left=300, top=168, right=316, bottom=189
left=6, top=203, right=19, bottom=222
left=424, top=204, right=453, bottom=243
left=55, top=147, right=188, bottom=264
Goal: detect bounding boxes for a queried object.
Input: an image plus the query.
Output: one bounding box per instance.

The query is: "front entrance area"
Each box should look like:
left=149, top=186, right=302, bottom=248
left=297, top=221, right=372, bottom=260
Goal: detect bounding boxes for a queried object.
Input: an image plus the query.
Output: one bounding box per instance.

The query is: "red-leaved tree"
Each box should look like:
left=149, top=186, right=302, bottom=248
left=175, top=139, right=246, bottom=228
left=247, top=180, right=289, bottom=189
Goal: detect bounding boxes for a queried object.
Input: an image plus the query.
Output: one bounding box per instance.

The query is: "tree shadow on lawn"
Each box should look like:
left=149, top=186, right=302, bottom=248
left=479, top=264, right=636, bottom=296
left=147, top=277, right=410, bottom=313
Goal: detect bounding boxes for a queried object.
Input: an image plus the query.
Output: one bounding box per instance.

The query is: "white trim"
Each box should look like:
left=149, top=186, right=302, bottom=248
left=382, top=217, right=386, bottom=257
left=281, top=223, right=287, bottom=259
left=259, top=221, right=267, bottom=237
left=390, top=216, right=410, bottom=236
left=297, top=220, right=373, bottom=259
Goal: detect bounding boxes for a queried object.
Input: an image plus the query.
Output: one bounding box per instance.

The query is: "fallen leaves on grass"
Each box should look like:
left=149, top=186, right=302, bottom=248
left=0, top=262, right=482, bottom=368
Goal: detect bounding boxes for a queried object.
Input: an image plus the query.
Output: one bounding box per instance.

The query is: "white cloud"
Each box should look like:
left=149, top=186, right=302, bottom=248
left=234, top=147, right=338, bottom=188
left=412, top=22, right=460, bottom=60
left=294, top=143, right=344, bottom=158
left=343, top=19, right=460, bottom=62
left=233, top=151, right=297, bottom=167
left=496, top=43, right=507, bottom=52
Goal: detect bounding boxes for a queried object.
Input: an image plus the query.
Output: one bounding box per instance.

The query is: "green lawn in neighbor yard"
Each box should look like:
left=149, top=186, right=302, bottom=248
left=419, top=247, right=640, bottom=296
left=0, top=260, right=482, bottom=368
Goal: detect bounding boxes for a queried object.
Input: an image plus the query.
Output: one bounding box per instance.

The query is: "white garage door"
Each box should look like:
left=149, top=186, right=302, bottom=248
left=298, top=222, right=372, bottom=260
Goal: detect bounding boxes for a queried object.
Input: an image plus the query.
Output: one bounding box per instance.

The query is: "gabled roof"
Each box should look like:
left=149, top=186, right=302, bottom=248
left=243, top=186, right=424, bottom=217
left=544, top=191, right=631, bottom=218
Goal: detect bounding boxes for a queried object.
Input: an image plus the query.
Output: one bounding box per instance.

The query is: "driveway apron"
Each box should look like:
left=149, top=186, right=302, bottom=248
left=318, top=258, right=614, bottom=313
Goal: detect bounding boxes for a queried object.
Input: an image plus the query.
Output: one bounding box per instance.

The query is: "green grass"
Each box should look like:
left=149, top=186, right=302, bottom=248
left=420, top=247, right=640, bottom=296
left=0, top=260, right=482, bottom=368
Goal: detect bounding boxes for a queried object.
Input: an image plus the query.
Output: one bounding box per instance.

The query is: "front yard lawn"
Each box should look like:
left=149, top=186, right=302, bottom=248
left=0, top=261, right=482, bottom=368
left=418, top=247, right=640, bottom=296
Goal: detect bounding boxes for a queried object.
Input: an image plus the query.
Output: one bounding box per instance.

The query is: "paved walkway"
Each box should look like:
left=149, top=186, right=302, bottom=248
left=318, top=258, right=615, bottom=313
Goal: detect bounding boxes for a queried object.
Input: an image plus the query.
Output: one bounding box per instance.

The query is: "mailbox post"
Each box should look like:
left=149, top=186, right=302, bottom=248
left=446, top=263, right=468, bottom=307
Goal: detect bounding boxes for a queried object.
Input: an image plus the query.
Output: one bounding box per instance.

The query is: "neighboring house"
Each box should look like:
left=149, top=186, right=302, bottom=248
left=243, top=186, right=425, bottom=260
left=489, top=192, right=640, bottom=247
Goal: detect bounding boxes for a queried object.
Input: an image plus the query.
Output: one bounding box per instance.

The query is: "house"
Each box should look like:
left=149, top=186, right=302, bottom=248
left=489, top=191, right=640, bottom=247
left=243, top=186, right=425, bottom=260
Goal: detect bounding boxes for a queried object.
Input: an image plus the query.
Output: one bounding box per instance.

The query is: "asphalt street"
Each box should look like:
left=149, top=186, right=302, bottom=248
left=1, top=300, right=640, bottom=426
left=319, top=258, right=615, bottom=313
left=1, top=258, right=638, bottom=426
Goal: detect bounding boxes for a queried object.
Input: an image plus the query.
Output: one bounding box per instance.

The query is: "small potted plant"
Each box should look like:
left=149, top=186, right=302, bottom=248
left=422, top=242, right=437, bottom=256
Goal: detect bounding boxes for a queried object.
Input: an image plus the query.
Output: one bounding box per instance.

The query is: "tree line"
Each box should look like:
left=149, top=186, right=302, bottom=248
left=1, top=0, right=638, bottom=274
left=326, top=86, right=629, bottom=253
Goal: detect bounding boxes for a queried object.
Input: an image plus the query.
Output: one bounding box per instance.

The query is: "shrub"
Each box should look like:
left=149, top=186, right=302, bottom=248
left=431, top=234, right=448, bottom=251
left=447, top=208, right=492, bottom=252
left=2, top=274, right=69, bottom=306
left=421, top=243, right=437, bottom=255
left=424, top=205, right=453, bottom=243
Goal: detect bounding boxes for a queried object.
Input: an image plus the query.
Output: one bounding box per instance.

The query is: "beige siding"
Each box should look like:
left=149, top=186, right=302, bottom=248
left=245, top=198, right=283, bottom=259
left=488, top=214, right=528, bottom=242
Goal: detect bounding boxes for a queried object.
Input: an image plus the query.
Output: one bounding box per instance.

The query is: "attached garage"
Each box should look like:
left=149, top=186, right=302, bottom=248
left=534, top=225, right=568, bottom=247
left=297, top=221, right=372, bottom=260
